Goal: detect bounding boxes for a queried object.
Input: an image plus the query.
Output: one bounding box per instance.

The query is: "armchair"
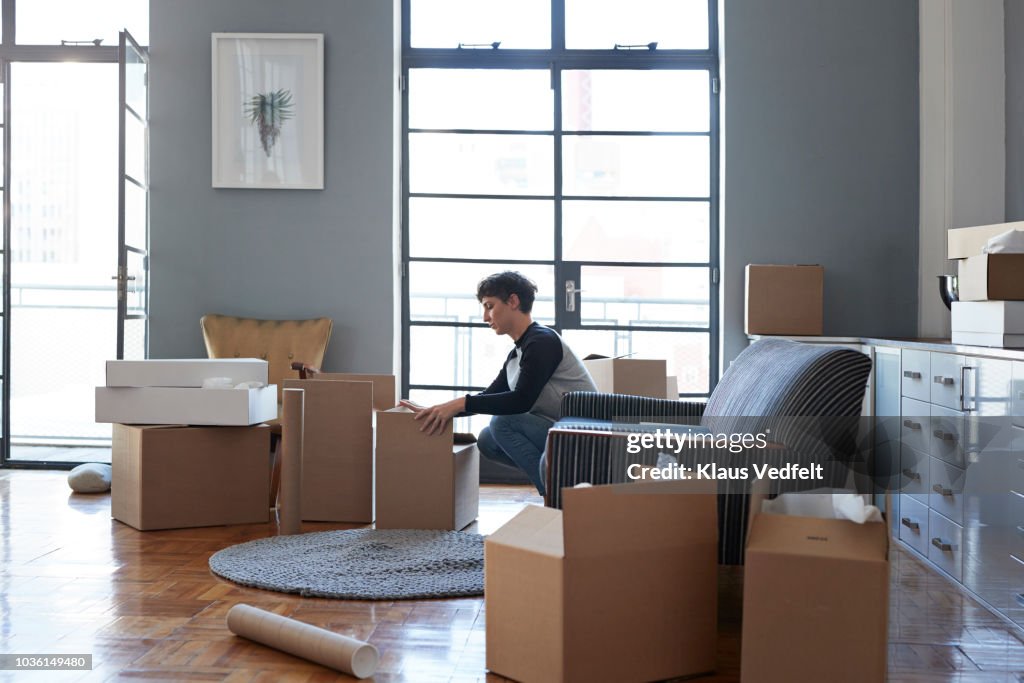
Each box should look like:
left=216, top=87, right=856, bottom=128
left=545, top=338, right=872, bottom=564
left=200, top=314, right=334, bottom=505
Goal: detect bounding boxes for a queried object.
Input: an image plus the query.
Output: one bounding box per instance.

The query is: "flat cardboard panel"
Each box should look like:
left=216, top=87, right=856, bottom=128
left=745, top=264, right=824, bottom=335
left=666, top=375, right=679, bottom=398
left=957, top=254, right=1024, bottom=301
left=95, top=386, right=278, bottom=426
left=284, top=379, right=374, bottom=522
left=742, top=510, right=889, bottom=683
left=952, top=301, right=1024, bottom=334
left=582, top=358, right=668, bottom=398
left=313, top=372, right=396, bottom=411
left=947, top=221, right=1024, bottom=259
left=485, top=537, right=565, bottom=682
left=484, top=481, right=717, bottom=683
left=375, top=408, right=479, bottom=530
left=112, top=424, right=270, bottom=530
left=106, top=358, right=268, bottom=387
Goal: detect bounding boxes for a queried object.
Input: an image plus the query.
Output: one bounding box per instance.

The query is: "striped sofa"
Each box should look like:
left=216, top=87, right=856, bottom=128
left=544, top=338, right=873, bottom=564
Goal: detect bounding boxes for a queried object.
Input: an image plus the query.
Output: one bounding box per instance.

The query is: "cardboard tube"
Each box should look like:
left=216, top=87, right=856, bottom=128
left=226, top=603, right=378, bottom=678
left=280, top=388, right=304, bottom=536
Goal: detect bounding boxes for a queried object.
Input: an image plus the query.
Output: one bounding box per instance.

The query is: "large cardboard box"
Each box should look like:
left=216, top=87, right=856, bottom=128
left=741, top=500, right=889, bottom=683
left=284, top=379, right=375, bottom=522
left=375, top=407, right=479, bottom=530
left=583, top=356, right=669, bottom=398
left=112, top=424, right=270, bottom=530
left=745, top=264, right=824, bottom=335
left=95, top=385, right=278, bottom=426
left=105, top=358, right=268, bottom=388
left=956, top=253, right=1024, bottom=301
left=485, top=480, right=717, bottom=683
left=312, top=372, right=397, bottom=411
left=947, top=221, right=1024, bottom=259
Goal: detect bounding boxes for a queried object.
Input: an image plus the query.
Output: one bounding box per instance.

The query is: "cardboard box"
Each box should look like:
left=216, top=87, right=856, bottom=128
left=956, top=254, right=1024, bottom=301
left=745, top=264, right=824, bottom=335
left=582, top=356, right=669, bottom=398
left=312, top=372, right=396, bottom=411
left=105, top=358, right=269, bottom=388
left=485, top=480, right=717, bottom=683
left=284, top=379, right=375, bottom=523
left=947, top=221, right=1024, bottom=259
left=375, top=407, right=479, bottom=530
left=741, top=501, right=889, bottom=683
left=112, top=424, right=270, bottom=530
left=95, top=385, right=278, bottom=426
left=951, top=331, right=1024, bottom=348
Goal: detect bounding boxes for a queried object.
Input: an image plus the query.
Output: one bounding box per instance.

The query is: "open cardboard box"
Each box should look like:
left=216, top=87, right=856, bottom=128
left=375, top=407, right=479, bottom=530
left=112, top=424, right=270, bottom=530
left=283, top=378, right=375, bottom=522
left=741, top=485, right=889, bottom=683
left=104, top=358, right=269, bottom=388
left=485, top=479, right=718, bottom=683
left=956, top=253, right=1024, bottom=301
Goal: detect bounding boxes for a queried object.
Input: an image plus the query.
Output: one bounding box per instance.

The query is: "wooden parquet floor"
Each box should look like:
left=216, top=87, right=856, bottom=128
left=1, top=469, right=1023, bottom=682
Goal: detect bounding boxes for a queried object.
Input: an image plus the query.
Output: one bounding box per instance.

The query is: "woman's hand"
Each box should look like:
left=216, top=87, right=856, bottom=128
left=411, top=397, right=466, bottom=436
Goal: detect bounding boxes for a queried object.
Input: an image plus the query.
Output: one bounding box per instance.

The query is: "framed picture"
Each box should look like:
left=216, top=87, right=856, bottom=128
left=212, top=33, right=324, bottom=189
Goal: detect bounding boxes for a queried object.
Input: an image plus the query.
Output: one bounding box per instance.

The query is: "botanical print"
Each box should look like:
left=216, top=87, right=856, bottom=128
left=245, top=89, right=294, bottom=157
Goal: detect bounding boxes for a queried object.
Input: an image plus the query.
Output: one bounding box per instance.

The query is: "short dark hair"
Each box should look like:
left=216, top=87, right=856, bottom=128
left=476, top=271, right=537, bottom=313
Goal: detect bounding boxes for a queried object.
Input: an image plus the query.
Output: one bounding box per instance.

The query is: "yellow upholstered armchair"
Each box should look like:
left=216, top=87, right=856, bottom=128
left=200, top=314, right=334, bottom=505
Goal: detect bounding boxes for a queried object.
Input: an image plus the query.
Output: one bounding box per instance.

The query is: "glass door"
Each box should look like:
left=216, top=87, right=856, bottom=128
left=117, top=29, right=148, bottom=360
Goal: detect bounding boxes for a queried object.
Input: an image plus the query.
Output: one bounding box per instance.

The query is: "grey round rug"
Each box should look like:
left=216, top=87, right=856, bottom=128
left=208, top=529, right=484, bottom=600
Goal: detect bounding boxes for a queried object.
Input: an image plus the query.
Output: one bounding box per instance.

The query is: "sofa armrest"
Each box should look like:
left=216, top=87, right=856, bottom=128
left=559, top=391, right=706, bottom=422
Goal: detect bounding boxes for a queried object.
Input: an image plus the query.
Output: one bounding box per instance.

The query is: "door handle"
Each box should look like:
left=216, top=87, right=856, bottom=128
left=564, top=280, right=586, bottom=313
left=960, top=366, right=975, bottom=412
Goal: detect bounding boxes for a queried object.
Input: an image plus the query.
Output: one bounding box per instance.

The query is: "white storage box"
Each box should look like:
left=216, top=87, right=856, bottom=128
left=95, top=385, right=278, bottom=426
left=952, top=301, right=1024, bottom=335
left=951, top=331, right=1024, bottom=348
left=105, top=358, right=268, bottom=388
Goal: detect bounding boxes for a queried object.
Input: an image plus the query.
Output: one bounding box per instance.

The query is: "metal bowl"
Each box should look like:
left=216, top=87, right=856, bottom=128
left=937, top=274, right=958, bottom=310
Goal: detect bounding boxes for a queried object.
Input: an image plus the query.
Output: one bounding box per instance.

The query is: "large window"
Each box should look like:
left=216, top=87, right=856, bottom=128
left=402, top=0, right=718, bottom=421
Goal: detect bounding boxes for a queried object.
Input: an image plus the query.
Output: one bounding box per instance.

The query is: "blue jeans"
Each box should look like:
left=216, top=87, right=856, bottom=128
left=477, top=413, right=552, bottom=496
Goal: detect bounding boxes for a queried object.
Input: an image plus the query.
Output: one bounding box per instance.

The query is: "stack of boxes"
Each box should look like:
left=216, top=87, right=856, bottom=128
left=948, top=222, right=1024, bottom=347
left=96, top=359, right=278, bottom=530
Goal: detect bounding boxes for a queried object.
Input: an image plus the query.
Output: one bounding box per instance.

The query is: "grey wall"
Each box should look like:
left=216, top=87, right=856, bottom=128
left=721, top=0, right=920, bottom=364
left=1007, top=0, right=1024, bottom=219
left=149, top=0, right=396, bottom=373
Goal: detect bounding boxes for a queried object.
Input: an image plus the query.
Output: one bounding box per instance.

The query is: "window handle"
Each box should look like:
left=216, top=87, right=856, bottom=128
left=614, top=42, right=658, bottom=51
left=457, top=42, right=500, bottom=49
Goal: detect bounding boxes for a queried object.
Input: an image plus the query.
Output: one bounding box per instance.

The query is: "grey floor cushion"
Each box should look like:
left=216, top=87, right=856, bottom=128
left=67, top=463, right=112, bottom=493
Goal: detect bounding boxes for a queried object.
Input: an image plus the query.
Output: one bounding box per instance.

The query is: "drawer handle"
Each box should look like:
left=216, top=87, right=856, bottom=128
left=933, top=429, right=957, bottom=442
left=934, top=375, right=955, bottom=386
left=931, top=538, right=953, bottom=552
left=903, top=419, right=922, bottom=430
left=902, top=468, right=921, bottom=481
left=932, top=484, right=954, bottom=497
left=901, top=517, right=920, bottom=531
left=904, top=370, right=922, bottom=379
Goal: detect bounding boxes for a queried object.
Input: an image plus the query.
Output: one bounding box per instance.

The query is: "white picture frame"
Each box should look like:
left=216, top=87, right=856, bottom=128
left=212, top=33, right=324, bottom=189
